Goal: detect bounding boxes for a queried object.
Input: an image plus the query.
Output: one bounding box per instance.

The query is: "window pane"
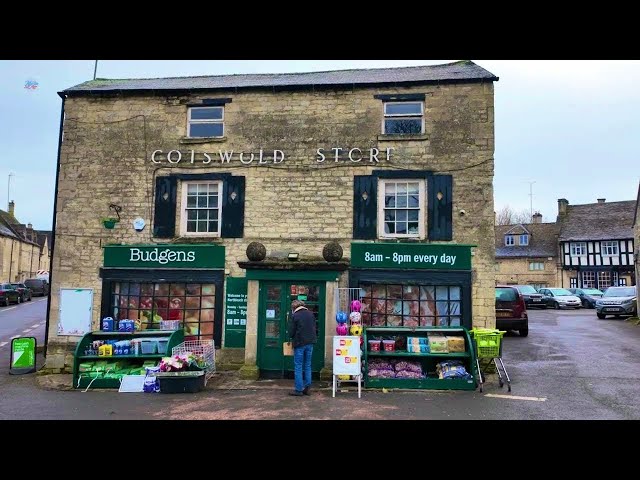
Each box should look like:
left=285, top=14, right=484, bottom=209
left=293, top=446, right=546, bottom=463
left=385, top=119, right=421, bottom=134
left=408, top=210, right=419, bottom=221
left=385, top=222, right=395, bottom=234
left=187, top=196, right=197, bottom=208
left=408, top=195, right=419, bottom=208
left=385, top=103, right=422, bottom=115
left=436, top=286, right=448, bottom=300
left=187, top=221, right=197, bottom=232
left=408, top=223, right=419, bottom=234
left=208, top=183, right=219, bottom=193
left=407, top=183, right=419, bottom=194
left=197, top=196, right=208, bottom=208
left=396, top=196, right=407, bottom=208
left=396, top=222, right=407, bottom=234
left=189, top=123, right=223, bottom=138
left=396, top=210, right=407, bottom=222
left=385, top=195, right=395, bottom=207
left=208, top=209, right=218, bottom=220
left=187, top=184, right=197, bottom=194
left=190, top=107, right=223, bottom=120
left=384, top=210, right=396, bottom=221
left=209, top=196, right=219, bottom=208
left=208, top=220, right=218, bottom=232
left=397, top=183, right=407, bottom=194
left=450, top=287, right=461, bottom=301
left=385, top=183, right=396, bottom=194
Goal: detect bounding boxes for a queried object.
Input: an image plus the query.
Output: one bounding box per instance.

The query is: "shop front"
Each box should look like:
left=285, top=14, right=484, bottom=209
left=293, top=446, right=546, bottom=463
left=239, top=265, right=348, bottom=380
left=100, top=244, right=225, bottom=348
left=349, top=243, right=474, bottom=329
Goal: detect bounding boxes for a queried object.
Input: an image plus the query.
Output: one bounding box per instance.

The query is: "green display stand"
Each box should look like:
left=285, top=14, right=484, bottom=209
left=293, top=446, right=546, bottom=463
left=72, top=329, right=184, bottom=389
left=363, top=326, right=478, bottom=390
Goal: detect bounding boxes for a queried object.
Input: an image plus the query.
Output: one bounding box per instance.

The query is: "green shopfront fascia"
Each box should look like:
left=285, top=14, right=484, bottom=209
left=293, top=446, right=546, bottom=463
left=100, top=244, right=225, bottom=348
left=350, top=242, right=475, bottom=330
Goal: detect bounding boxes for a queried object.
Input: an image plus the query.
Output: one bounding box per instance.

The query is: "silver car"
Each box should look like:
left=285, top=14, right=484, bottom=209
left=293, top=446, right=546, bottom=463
left=538, top=288, right=582, bottom=309
left=596, top=286, right=637, bottom=319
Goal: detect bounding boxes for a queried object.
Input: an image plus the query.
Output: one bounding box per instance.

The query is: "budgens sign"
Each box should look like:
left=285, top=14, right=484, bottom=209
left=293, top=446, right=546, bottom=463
left=104, top=244, right=225, bottom=269
left=350, top=243, right=473, bottom=270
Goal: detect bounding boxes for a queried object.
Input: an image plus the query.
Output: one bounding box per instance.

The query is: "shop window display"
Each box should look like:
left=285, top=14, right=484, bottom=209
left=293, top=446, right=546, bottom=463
left=359, top=283, right=461, bottom=327
left=111, top=282, right=215, bottom=340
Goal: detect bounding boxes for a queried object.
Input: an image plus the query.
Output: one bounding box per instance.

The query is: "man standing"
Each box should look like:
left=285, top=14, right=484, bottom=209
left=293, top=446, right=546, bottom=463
left=288, top=299, right=317, bottom=396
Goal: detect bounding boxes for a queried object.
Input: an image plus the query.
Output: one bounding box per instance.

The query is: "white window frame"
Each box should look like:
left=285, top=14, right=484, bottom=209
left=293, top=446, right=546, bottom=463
left=382, top=102, right=424, bottom=135
left=180, top=180, right=223, bottom=237
left=600, top=241, right=618, bottom=256
left=519, top=234, right=529, bottom=246
left=187, top=106, right=224, bottom=138
left=377, top=179, right=426, bottom=239
left=529, top=262, right=544, bottom=271
left=505, top=235, right=515, bottom=246
left=570, top=242, right=587, bottom=256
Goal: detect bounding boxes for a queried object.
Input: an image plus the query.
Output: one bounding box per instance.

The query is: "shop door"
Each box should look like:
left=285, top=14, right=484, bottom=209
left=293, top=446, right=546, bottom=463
left=258, top=281, right=325, bottom=378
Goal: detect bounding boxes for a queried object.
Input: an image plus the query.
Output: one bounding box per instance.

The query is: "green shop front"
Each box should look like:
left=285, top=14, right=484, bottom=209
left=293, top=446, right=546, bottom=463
left=350, top=242, right=478, bottom=390
left=100, top=244, right=225, bottom=348
left=238, top=262, right=349, bottom=380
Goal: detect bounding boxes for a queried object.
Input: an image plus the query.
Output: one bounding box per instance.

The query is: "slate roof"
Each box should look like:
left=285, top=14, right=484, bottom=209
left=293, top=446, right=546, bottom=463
left=0, top=222, right=17, bottom=239
left=62, top=61, right=499, bottom=95
left=558, top=200, right=636, bottom=241
left=495, top=223, right=559, bottom=258
left=35, top=230, right=52, bottom=250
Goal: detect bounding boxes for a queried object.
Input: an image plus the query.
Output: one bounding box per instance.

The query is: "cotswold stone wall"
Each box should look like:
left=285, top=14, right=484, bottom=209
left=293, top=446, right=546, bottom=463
left=45, top=82, right=496, bottom=372
left=496, top=258, right=561, bottom=287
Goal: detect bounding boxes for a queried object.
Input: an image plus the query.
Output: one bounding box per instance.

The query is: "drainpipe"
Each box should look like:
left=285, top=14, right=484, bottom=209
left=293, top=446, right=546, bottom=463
left=44, top=93, right=66, bottom=358
left=30, top=244, right=34, bottom=278
left=9, top=239, right=15, bottom=281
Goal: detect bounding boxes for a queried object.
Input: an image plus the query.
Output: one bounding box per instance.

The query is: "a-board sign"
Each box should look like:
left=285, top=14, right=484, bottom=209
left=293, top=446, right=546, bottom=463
left=332, top=336, right=361, bottom=376
left=10, top=337, right=36, bottom=375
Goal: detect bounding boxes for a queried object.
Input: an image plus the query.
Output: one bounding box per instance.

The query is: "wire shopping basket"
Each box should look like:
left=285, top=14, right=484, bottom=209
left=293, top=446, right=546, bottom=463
left=172, top=340, right=216, bottom=384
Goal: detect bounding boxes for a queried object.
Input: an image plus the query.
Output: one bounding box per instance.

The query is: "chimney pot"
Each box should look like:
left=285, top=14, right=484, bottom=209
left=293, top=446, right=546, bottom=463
left=597, top=198, right=606, bottom=204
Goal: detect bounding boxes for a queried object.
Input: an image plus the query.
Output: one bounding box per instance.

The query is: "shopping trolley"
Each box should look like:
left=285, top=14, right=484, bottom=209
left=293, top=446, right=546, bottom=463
left=470, top=329, right=511, bottom=392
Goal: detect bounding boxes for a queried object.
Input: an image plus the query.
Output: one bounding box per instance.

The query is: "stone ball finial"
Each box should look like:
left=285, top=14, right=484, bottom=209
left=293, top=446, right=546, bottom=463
left=322, top=241, right=343, bottom=262
left=246, top=242, right=267, bottom=262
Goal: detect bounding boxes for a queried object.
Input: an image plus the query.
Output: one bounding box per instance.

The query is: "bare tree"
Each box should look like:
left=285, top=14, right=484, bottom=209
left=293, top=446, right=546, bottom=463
left=495, top=206, right=535, bottom=225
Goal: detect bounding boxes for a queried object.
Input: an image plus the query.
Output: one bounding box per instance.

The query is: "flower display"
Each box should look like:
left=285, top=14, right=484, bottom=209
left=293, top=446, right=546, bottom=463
left=159, top=352, right=206, bottom=372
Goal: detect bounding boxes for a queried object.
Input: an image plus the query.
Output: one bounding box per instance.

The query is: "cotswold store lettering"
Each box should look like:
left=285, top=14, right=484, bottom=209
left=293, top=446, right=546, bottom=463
left=150, top=147, right=394, bottom=165
left=103, top=244, right=225, bottom=269
left=350, top=243, right=473, bottom=270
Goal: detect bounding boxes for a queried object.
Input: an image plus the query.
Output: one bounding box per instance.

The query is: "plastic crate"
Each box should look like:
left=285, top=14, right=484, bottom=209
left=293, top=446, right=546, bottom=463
left=140, top=340, right=157, bottom=355
left=157, top=339, right=169, bottom=355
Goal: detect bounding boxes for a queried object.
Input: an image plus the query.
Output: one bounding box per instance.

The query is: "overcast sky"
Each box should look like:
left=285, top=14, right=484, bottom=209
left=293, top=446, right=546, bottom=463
left=0, top=60, right=639, bottom=230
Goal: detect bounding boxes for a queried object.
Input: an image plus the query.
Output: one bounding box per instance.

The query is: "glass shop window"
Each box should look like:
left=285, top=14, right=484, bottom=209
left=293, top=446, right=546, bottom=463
left=358, top=283, right=462, bottom=327
left=110, top=282, right=216, bottom=341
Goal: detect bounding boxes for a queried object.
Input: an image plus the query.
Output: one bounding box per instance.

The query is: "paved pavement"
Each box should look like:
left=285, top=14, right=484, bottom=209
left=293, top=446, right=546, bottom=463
left=1, top=307, right=640, bottom=419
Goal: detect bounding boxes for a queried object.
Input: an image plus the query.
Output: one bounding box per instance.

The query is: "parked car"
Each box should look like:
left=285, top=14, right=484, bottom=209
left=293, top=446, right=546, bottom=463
left=568, top=288, right=603, bottom=309
left=538, top=288, right=582, bottom=309
left=10, top=283, right=32, bottom=302
left=24, top=278, right=49, bottom=297
left=595, top=286, right=637, bottom=319
left=495, top=285, right=528, bottom=337
left=0, top=283, right=21, bottom=306
left=514, top=285, right=546, bottom=309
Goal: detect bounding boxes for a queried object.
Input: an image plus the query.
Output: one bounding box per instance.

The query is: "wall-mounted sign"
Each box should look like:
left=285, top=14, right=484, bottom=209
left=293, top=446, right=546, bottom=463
left=104, top=244, right=225, bottom=269
left=224, top=277, right=248, bottom=348
left=150, top=147, right=394, bottom=166
left=350, top=243, right=473, bottom=270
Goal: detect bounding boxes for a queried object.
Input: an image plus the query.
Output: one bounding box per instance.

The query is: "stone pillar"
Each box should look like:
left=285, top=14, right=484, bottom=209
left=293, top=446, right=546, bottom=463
left=320, top=280, right=337, bottom=380
left=239, top=279, right=260, bottom=379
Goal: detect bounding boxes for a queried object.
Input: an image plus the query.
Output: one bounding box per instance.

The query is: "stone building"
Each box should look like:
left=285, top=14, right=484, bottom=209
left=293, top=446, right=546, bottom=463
left=495, top=214, right=561, bottom=288
left=0, top=201, right=50, bottom=282
left=634, top=183, right=640, bottom=299
left=44, top=60, right=499, bottom=378
left=557, top=198, right=636, bottom=289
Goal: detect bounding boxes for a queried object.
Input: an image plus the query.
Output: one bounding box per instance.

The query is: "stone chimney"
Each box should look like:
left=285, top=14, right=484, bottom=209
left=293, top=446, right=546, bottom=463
left=558, top=198, right=569, bottom=217
left=27, top=223, right=33, bottom=229
left=597, top=198, right=606, bottom=204
left=8, top=200, right=15, bottom=216
left=532, top=212, right=543, bottom=224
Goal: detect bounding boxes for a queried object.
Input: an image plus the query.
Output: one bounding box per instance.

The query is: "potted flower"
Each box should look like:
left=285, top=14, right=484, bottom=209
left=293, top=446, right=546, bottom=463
left=101, top=217, right=120, bottom=229
left=155, top=353, right=207, bottom=393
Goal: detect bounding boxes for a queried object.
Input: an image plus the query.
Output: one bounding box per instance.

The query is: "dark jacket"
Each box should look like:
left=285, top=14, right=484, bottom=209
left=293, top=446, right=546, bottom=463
left=288, top=307, right=317, bottom=348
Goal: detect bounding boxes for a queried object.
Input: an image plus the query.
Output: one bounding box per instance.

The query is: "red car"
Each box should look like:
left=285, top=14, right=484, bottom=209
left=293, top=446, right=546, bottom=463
left=0, top=283, right=21, bottom=306
left=495, top=285, right=529, bottom=337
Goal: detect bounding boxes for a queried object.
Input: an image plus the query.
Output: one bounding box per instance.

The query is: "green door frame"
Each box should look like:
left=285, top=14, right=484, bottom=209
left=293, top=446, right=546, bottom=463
left=257, top=280, right=325, bottom=378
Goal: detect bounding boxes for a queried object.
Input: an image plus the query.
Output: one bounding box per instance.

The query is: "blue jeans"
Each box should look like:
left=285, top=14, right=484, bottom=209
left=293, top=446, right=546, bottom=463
left=293, top=343, right=313, bottom=392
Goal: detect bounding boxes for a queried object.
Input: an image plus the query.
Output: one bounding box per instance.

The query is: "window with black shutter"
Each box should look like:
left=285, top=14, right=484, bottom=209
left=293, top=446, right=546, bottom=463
left=153, top=176, right=178, bottom=238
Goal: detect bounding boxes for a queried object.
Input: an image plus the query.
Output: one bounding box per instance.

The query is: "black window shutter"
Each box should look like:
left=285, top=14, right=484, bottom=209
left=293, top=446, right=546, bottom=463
left=353, top=175, right=378, bottom=239
left=153, top=176, right=178, bottom=238
left=428, top=175, right=453, bottom=241
left=221, top=176, right=245, bottom=238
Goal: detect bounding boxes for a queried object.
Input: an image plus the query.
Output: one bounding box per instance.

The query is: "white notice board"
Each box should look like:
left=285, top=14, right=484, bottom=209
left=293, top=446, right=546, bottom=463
left=58, top=288, right=94, bottom=336
left=333, top=336, right=361, bottom=376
